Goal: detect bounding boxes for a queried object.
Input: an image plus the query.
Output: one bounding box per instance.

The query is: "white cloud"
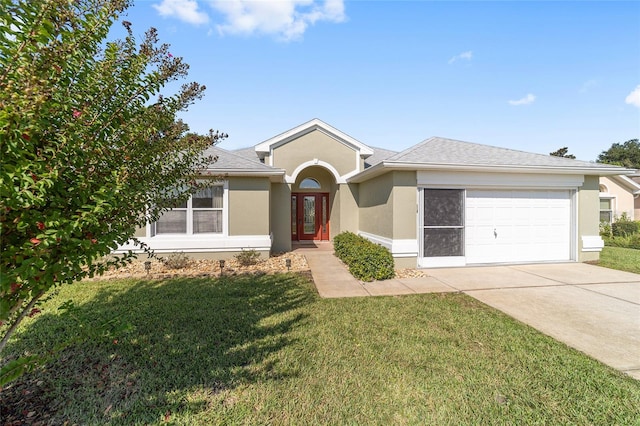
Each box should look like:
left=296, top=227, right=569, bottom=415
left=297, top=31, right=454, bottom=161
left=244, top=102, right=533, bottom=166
left=153, top=0, right=209, bottom=25
left=211, top=0, right=346, bottom=41
left=448, top=50, right=472, bottom=64
left=625, top=85, right=640, bottom=108
left=508, top=93, right=536, bottom=106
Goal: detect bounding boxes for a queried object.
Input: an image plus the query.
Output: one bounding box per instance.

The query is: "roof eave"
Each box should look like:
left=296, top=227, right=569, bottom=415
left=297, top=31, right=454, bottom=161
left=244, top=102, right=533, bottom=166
left=609, top=174, right=640, bottom=193
left=201, top=168, right=286, bottom=182
left=347, top=161, right=635, bottom=183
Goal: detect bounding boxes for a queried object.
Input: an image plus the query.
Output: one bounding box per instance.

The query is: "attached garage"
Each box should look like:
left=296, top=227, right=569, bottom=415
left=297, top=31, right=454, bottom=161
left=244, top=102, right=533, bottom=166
left=465, top=189, right=572, bottom=264
left=418, top=182, right=578, bottom=268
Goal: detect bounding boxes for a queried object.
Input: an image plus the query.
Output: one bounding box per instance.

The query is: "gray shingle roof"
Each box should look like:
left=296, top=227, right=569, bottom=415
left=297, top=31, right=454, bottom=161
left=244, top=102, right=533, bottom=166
left=202, top=145, right=278, bottom=172
left=230, top=146, right=261, bottom=162
left=365, top=146, right=399, bottom=168
left=387, top=137, right=621, bottom=170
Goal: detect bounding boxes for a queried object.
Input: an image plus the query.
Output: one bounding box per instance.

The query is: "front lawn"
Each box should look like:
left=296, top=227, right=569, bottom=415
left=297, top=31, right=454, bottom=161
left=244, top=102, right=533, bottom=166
left=599, top=246, right=640, bottom=274
left=2, top=274, right=639, bottom=424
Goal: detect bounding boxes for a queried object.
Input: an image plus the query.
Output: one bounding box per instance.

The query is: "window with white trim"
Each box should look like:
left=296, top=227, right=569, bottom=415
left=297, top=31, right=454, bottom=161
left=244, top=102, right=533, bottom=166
left=156, top=186, right=224, bottom=234
left=599, top=197, right=613, bottom=224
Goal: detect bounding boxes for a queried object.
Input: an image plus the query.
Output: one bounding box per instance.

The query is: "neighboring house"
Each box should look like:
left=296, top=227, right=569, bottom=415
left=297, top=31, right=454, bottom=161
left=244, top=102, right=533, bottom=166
left=119, top=119, right=634, bottom=268
left=599, top=174, right=640, bottom=223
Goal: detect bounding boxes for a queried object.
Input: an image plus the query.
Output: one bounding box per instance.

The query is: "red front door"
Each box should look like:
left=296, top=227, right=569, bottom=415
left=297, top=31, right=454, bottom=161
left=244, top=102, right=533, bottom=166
left=292, top=193, right=329, bottom=241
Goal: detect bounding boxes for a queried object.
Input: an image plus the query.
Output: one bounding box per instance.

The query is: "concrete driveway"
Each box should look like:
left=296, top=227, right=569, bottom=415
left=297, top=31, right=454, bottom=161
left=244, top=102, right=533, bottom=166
left=426, top=263, right=640, bottom=379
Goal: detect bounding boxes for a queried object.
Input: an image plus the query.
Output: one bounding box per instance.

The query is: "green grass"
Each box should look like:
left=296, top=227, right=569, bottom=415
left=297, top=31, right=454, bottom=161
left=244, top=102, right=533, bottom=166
left=598, top=246, right=640, bottom=274
left=2, top=273, right=639, bottom=425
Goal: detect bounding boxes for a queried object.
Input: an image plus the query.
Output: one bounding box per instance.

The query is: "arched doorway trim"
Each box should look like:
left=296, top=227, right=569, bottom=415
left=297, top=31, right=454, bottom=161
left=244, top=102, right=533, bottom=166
left=286, top=159, right=345, bottom=184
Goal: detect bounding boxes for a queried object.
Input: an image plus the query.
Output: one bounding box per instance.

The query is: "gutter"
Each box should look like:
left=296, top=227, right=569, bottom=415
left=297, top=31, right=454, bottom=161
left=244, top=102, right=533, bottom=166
left=347, top=161, right=636, bottom=183
left=200, top=168, right=287, bottom=183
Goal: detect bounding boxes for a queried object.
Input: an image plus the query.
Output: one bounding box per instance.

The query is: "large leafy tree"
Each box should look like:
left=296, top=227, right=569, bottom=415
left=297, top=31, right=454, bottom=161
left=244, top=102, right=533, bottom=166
left=0, top=0, right=222, bottom=354
left=597, top=139, right=640, bottom=169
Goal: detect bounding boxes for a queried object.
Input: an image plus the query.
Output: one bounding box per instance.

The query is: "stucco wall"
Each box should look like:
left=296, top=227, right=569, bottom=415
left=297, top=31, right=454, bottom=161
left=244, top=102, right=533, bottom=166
left=228, top=177, right=271, bottom=236
left=358, top=172, right=394, bottom=239
left=578, top=175, right=601, bottom=262
left=391, top=171, right=417, bottom=240
left=271, top=130, right=357, bottom=177
left=270, top=183, right=291, bottom=253
left=600, top=176, right=637, bottom=220
left=357, top=171, right=417, bottom=240
left=153, top=250, right=270, bottom=261
left=358, top=171, right=417, bottom=267
left=338, top=183, right=359, bottom=237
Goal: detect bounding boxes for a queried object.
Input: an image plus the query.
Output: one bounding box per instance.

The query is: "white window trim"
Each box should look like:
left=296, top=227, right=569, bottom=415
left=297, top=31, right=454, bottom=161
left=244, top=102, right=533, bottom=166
left=599, top=193, right=615, bottom=223
left=417, top=187, right=466, bottom=267
left=148, top=181, right=229, bottom=238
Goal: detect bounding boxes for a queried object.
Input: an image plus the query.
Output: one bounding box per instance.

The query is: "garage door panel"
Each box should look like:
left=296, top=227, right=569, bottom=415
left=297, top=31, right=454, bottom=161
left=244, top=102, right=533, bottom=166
left=466, top=190, right=571, bottom=264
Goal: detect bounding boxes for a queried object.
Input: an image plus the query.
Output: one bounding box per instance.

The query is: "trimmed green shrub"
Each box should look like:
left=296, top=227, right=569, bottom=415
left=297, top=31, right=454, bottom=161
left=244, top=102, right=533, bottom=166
left=611, top=213, right=640, bottom=237
left=604, top=234, right=640, bottom=250
left=235, top=249, right=261, bottom=266
left=599, top=221, right=612, bottom=238
left=162, top=252, right=191, bottom=269
left=333, top=232, right=395, bottom=281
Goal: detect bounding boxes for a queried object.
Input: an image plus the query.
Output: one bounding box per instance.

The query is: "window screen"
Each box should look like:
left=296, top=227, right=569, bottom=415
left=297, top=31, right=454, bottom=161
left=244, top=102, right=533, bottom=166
left=423, top=189, right=465, bottom=257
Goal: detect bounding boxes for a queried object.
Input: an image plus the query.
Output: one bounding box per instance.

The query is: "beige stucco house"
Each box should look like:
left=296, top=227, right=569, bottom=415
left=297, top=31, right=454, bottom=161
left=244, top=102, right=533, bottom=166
left=119, top=119, right=635, bottom=268
left=599, top=174, right=640, bottom=223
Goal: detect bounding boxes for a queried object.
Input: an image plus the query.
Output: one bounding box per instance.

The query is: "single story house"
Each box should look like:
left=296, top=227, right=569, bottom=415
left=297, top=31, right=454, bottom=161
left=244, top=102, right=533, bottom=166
left=599, top=174, right=640, bottom=223
left=119, top=119, right=635, bottom=268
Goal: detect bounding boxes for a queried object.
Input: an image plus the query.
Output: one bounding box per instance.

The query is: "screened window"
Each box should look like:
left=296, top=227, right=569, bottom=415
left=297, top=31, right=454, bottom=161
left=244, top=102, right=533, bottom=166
left=423, top=189, right=465, bottom=257
left=157, top=186, right=224, bottom=234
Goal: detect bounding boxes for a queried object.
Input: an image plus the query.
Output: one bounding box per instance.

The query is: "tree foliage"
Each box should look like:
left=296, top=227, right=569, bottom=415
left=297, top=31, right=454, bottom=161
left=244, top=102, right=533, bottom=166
left=549, top=147, right=576, bottom=159
left=0, top=0, right=223, bottom=353
left=597, top=139, right=640, bottom=169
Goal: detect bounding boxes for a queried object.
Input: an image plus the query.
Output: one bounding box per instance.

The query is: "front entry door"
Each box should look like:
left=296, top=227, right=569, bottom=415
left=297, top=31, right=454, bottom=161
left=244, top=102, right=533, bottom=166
left=292, top=193, right=329, bottom=241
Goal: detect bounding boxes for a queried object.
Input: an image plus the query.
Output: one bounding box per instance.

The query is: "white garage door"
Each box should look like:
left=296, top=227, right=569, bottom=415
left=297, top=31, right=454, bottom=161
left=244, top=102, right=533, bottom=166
left=465, top=190, right=572, bottom=264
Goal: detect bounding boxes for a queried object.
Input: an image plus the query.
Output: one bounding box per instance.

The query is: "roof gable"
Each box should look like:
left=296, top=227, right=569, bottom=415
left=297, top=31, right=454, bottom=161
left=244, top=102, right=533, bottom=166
left=254, top=118, right=374, bottom=159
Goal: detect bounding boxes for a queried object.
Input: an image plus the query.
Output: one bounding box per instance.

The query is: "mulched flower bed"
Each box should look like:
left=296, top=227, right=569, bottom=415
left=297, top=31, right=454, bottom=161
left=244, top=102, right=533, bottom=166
left=89, top=252, right=426, bottom=280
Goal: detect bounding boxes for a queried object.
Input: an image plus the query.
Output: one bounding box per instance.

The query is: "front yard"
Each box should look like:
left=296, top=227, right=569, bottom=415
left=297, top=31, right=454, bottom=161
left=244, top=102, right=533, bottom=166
left=598, top=246, right=640, bottom=274
left=1, top=272, right=638, bottom=425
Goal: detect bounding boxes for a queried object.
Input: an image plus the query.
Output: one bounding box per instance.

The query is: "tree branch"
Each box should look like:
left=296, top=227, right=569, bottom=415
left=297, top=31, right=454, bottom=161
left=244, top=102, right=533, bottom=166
left=0, top=290, right=45, bottom=354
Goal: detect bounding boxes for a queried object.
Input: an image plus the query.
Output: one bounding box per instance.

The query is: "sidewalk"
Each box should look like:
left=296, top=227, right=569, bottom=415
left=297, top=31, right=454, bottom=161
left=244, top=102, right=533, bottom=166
left=293, top=242, right=457, bottom=298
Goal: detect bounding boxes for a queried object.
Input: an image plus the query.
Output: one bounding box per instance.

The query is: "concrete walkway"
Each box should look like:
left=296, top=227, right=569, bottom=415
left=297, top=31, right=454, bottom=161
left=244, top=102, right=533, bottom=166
left=294, top=243, right=640, bottom=379
left=294, top=242, right=459, bottom=298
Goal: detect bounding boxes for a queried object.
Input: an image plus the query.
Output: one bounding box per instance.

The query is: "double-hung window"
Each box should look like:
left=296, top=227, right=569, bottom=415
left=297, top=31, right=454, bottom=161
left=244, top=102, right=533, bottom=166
left=156, top=186, right=224, bottom=234
left=599, top=197, right=613, bottom=224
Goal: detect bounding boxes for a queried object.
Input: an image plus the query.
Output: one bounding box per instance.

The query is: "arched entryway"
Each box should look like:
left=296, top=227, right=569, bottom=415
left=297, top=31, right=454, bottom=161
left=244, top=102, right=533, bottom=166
left=291, top=166, right=335, bottom=242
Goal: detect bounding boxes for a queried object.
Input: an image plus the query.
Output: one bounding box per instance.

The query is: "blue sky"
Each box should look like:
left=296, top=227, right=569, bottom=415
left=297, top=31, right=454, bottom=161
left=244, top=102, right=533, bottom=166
left=114, top=1, right=640, bottom=161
